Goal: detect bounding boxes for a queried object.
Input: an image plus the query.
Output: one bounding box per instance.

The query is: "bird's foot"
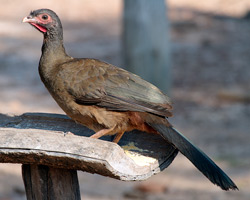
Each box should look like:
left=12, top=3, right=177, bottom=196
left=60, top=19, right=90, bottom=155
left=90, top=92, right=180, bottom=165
left=90, top=127, right=116, bottom=139
left=90, top=128, right=124, bottom=143
left=112, top=132, right=125, bottom=143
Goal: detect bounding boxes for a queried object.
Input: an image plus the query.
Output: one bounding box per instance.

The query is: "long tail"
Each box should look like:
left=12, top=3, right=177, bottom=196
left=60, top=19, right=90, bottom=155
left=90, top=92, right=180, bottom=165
left=147, top=120, right=238, bottom=191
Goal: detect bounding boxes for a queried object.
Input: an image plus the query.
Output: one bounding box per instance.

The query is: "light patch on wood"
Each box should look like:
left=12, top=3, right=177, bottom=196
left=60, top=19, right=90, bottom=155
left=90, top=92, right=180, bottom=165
left=122, top=142, right=156, bottom=166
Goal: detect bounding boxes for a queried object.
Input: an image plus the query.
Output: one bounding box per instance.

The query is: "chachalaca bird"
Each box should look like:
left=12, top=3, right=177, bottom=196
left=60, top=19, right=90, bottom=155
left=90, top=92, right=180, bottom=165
left=23, top=9, right=238, bottom=191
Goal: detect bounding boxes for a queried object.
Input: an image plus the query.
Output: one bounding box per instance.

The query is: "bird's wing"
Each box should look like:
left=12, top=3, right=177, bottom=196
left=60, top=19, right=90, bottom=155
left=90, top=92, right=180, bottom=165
left=60, top=59, right=173, bottom=117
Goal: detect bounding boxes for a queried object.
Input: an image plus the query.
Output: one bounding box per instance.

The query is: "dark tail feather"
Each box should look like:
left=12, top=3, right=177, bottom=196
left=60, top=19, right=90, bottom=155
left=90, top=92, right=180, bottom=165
left=148, top=122, right=238, bottom=191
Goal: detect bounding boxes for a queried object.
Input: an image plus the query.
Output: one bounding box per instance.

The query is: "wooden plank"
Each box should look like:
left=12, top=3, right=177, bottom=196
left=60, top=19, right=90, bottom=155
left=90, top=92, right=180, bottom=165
left=0, top=112, right=178, bottom=181
left=22, top=164, right=80, bottom=200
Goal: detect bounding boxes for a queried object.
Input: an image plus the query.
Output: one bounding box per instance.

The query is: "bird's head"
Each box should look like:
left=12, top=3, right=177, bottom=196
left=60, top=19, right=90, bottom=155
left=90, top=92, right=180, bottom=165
left=23, top=9, right=62, bottom=35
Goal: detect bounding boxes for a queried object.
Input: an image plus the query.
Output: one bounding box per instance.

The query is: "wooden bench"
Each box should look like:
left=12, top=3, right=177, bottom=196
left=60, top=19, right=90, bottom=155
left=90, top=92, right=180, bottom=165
left=0, top=112, right=178, bottom=199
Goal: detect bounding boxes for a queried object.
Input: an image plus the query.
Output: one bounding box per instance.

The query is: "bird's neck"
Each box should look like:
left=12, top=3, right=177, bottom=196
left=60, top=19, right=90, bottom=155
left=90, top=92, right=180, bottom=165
left=42, top=30, right=67, bottom=60
left=39, top=30, right=71, bottom=81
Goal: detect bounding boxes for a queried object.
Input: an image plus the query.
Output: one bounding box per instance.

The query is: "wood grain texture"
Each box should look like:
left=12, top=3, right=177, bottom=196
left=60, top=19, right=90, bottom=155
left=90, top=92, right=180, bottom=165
left=22, top=164, right=81, bottom=200
left=0, top=112, right=178, bottom=181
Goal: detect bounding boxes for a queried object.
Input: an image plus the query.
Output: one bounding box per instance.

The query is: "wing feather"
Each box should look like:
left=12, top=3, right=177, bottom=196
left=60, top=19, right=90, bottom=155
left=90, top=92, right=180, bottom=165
left=62, top=59, right=172, bottom=117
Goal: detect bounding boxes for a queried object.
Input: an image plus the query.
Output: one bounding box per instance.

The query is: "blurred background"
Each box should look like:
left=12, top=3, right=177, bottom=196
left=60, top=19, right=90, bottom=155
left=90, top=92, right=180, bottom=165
left=0, top=0, right=250, bottom=199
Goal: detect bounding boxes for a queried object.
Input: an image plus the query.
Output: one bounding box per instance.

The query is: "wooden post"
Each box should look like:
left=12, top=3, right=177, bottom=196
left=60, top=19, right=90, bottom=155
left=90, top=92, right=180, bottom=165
left=122, top=0, right=171, bottom=93
left=22, top=165, right=81, bottom=200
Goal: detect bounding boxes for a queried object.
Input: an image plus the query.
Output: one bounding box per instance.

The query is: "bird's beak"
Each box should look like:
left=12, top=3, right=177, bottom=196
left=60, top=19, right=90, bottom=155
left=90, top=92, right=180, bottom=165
left=22, top=16, right=36, bottom=23
left=22, top=15, right=47, bottom=33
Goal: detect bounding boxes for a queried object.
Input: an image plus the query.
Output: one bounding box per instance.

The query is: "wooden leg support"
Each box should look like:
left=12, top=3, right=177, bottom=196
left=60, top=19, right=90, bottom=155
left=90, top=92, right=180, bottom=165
left=22, top=164, right=81, bottom=200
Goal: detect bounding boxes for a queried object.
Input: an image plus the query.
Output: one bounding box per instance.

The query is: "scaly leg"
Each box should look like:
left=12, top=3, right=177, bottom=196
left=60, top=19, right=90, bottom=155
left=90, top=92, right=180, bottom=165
left=90, top=127, right=116, bottom=139
left=112, top=132, right=125, bottom=143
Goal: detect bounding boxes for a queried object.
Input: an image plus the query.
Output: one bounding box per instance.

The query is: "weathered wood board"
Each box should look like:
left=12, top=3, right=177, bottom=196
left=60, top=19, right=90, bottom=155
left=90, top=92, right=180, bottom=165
left=0, top=113, right=178, bottom=181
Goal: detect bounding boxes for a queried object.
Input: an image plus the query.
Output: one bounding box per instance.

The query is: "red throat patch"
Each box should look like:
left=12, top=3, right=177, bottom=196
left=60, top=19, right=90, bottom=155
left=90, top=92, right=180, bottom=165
left=30, top=22, right=47, bottom=33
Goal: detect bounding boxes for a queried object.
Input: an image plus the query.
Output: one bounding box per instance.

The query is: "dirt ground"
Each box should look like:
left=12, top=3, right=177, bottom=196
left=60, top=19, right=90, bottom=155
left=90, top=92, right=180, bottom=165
left=0, top=0, right=250, bottom=199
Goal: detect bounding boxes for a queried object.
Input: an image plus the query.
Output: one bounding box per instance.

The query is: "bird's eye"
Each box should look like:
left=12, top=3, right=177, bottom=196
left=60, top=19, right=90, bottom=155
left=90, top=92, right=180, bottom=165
left=42, top=15, right=48, bottom=20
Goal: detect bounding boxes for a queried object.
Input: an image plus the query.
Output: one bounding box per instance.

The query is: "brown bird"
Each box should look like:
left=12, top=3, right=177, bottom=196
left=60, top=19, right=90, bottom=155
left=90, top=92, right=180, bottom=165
left=23, top=9, right=237, bottom=190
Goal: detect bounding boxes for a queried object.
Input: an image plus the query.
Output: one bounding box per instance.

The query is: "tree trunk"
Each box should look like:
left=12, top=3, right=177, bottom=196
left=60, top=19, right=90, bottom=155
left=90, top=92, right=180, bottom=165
left=122, top=0, right=171, bottom=93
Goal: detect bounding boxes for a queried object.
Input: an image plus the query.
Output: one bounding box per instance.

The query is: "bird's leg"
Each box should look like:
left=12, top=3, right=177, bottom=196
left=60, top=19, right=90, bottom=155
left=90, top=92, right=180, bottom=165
left=112, top=132, right=125, bottom=143
left=90, top=127, right=116, bottom=139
